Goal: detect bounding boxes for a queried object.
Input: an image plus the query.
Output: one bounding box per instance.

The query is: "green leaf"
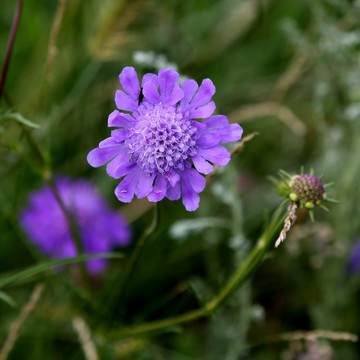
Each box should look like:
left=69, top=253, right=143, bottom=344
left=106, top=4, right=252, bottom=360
left=0, top=291, right=17, bottom=308
left=0, top=252, right=123, bottom=289
left=2, top=111, right=40, bottom=129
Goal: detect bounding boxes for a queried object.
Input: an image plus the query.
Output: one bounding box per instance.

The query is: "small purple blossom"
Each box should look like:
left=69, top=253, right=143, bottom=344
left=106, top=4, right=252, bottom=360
left=347, top=239, right=360, bottom=274
left=20, top=177, right=131, bottom=274
left=87, top=67, right=243, bottom=211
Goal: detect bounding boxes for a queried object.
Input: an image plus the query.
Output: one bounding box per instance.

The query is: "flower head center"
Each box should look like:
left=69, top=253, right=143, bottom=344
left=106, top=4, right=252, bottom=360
left=126, top=104, right=198, bottom=174
left=290, top=174, right=325, bottom=207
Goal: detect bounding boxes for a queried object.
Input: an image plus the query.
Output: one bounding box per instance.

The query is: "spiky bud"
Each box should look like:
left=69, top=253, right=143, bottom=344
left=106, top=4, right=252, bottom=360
left=289, top=174, right=326, bottom=208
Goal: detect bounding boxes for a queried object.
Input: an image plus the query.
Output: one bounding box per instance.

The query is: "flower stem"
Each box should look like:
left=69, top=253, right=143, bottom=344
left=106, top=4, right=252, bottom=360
left=0, top=0, right=23, bottom=103
left=108, top=207, right=286, bottom=338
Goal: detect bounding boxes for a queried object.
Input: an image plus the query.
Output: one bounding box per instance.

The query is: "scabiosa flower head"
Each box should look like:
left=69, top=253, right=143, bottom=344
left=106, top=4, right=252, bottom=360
left=87, top=67, right=243, bottom=211
left=274, top=170, right=330, bottom=211
left=20, top=177, right=131, bottom=274
left=289, top=174, right=326, bottom=209
left=273, top=170, right=335, bottom=247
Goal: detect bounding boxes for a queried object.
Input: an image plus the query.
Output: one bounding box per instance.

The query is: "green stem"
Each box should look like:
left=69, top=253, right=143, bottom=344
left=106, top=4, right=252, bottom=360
left=108, top=203, right=159, bottom=316
left=108, top=207, right=286, bottom=338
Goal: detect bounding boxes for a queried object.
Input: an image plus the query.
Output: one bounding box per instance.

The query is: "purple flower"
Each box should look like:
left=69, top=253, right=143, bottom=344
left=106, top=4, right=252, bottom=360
left=20, top=177, right=131, bottom=274
left=87, top=67, right=243, bottom=211
left=347, top=239, right=360, bottom=274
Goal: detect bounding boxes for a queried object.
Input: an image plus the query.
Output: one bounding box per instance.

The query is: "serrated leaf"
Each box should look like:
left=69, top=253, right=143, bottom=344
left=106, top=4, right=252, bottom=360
left=0, top=252, right=123, bottom=289
left=0, top=291, right=17, bottom=308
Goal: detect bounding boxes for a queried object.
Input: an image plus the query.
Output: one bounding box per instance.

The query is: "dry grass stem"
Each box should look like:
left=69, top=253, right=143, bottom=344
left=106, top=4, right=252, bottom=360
left=229, top=102, right=306, bottom=136
left=0, top=284, right=44, bottom=360
left=45, top=0, right=66, bottom=79
left=275, top=202, right=298, bottom=248
left=73, top=317, right=99, bottom=360
left=206, top=132, right=259, bottom=182
left=278, top=329, right=358, bottom=343
left=271, top=53, right=308, bottom=102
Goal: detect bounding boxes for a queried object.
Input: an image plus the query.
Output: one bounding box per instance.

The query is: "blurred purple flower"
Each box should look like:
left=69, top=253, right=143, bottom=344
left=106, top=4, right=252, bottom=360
left=87, top=67, right=243, bottom=211
left=347, top=239, right=360, bottom=274
left=20, top=177, right=131, bottom=274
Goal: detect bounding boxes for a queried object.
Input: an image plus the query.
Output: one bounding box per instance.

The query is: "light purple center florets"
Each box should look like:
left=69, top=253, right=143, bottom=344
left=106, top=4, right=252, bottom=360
left=291, top=174, right=325, bottom=206
left=126, top=103, right=199, bottom=173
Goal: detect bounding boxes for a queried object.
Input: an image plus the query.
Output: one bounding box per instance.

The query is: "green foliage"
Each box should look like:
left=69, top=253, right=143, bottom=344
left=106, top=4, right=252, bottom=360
left=1, top=0, right=360, bottom=359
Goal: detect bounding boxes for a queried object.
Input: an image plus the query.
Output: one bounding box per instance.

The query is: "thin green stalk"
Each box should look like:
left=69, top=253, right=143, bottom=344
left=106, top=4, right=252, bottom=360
left=107, top=203, right=159, bottom=317
left=108, top=207, right=287, bottom=338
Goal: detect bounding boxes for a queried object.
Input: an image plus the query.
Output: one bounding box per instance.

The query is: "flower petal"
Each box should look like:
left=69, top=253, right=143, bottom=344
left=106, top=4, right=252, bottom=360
left=197, top=145, right=230, bottom=166
left=203, top=115, right=229, bottom=130
left=119, top=67, right=140, bottom=99
left=158, top=69, right=179, bottom=98
left=147, top=175, right=168, bottom=202
left=135, top=172, right=155, bottom=198
left=180, top=175, right=200, bottom=211
left=166, top=182, right=181, bottom=200
left=115, top=90, right=138, bottom=112
left=164, top=83, right=184, bottom=106
left=164, top=170, right=180, bottom=187
left=192, top=155, right=214, bottom=175
left=142, top=73, right=158, bottom=87
left=87, top=144, right=122, bottom=167
left=217, top=123, right=243, bottom=143
left=106, top=151, right=130, bottom=177
left=115, top=167, right=141, bottom=203
left=190, top=79, right=215, bottom=109
left=99, top=137, right=120, bottom=148
left=180, top=79, right=198, bottom=107
left=108, top=110, right=134, bottom=128
left=113, top=162, right=136, bottom=179
left=182, top=168, right=206, bottom=193
left=197, top=132, right=220, bottom=148
left=192, top=121, right=207, bottom=131
left=143, top=80, right=161, bottom=104
left=190, top=101, right=216, bottom=119
left=111, top=129, right=130, bottom=142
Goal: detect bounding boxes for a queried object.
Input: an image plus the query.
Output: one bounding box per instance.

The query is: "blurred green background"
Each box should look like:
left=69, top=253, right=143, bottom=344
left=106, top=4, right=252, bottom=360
left=1, top=0, right=360, bottom=359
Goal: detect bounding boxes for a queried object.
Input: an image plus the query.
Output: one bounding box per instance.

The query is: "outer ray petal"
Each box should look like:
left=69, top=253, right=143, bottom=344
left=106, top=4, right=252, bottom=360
left=108, top=110, right=134, bottom=128
left=189, top=79, right=215, bottom=109
left=182, top=168, right=206, bottom=193
left=166, top=181, right=181, bottom=200
left=119, top=67, right=140, bottom=99
left=192, top=155, right=214, bottom=175
left=180, top=79, right=198, bottom=108
left=87, top=145, right=122, bottom=167
left=197, top=132, right=220, bottom=148
left=115, top=167, right=141, bottom=203
left=106, top=151, right=130, bottom=177
left=180, top=174, right=200, bottom=211
left=189, top=101, right=216, bottom=119
left=197, top=145, right=231, bottom=166
left=143, top=80, right=161, bottom=104
left=147, top=175, right=168, bottom=202
left=115, top=90, right=138, bottom=112
left=135, top=172, right=155, bottom=198
left=158, top=69, right=179, bottom=98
